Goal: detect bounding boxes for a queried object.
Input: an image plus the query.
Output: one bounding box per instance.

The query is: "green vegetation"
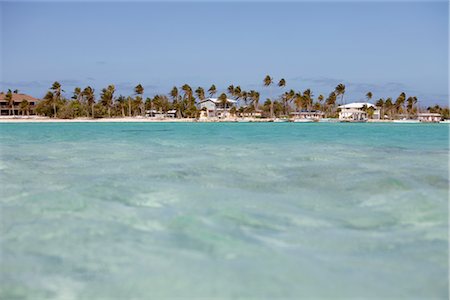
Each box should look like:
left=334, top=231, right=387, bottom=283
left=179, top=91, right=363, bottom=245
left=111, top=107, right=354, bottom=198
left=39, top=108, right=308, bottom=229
left=6, top=78, right=448, bottom=119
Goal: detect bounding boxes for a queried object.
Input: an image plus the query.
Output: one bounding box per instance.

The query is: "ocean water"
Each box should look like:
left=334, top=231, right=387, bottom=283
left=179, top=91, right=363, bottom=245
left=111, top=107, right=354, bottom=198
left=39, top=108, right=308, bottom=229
left=0, top=122, right=448, bottom=299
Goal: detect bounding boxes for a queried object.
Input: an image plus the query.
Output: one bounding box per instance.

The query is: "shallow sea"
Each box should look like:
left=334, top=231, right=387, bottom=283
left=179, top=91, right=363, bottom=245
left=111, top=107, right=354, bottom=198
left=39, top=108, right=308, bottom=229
left=0, top=122, right=448, bottom=299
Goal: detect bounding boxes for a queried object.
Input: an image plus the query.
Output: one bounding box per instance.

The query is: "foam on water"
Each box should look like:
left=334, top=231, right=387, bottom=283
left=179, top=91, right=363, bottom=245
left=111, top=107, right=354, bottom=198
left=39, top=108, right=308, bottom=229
left=0, top=123, right=448, bottom=299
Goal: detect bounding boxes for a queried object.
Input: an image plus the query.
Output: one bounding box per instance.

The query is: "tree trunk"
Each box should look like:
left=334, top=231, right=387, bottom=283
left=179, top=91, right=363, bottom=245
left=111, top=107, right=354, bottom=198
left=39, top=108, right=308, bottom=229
left=92, top=103, right=95, bottom=118
left=108, top=106, right=111, bottom=118
left=53, top=102, right=57, bottom=118
left=128, top=100, right=131, bottom=117
left=121, top=106, right=125, bottom=117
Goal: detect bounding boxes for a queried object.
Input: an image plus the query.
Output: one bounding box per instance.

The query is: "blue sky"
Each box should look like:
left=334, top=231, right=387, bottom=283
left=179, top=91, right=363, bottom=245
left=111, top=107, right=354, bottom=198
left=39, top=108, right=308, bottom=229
left=1, top=1, right=448, bottom=106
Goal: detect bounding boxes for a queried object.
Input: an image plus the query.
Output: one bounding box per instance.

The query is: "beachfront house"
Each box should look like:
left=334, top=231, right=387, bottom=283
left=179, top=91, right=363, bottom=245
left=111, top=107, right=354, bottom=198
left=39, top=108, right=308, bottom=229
left=198, top=97, right=237, bottom=118
left=418, top=113, right=441, bottom=123
left=338, top=102, right=380, bottom=122
left=0, top=92, right=40, bottom=116
left=290, top=110, right=324, bottom=121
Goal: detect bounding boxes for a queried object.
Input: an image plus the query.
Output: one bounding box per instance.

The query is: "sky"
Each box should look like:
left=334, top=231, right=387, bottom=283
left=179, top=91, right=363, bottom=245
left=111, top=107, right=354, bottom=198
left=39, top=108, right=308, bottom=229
left=0, top=0, right=448, bottom=106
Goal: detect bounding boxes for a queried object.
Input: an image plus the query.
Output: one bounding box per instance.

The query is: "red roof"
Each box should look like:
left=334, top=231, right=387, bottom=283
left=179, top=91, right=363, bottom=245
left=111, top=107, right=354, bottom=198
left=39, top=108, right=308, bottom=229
left=0, top=92, right=40, bottom=103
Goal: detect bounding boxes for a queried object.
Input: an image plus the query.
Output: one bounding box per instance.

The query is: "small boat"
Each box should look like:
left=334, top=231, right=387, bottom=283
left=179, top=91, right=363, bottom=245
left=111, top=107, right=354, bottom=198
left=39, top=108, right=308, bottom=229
left=440, top=120, right=450, bottom=124
left=393, top=119, right=420, bottom=123
left=320, top=118, right=339, bottom=123
left=293, top=118, right=314, bottom=123
left=273, top=118, right=289, bottom=123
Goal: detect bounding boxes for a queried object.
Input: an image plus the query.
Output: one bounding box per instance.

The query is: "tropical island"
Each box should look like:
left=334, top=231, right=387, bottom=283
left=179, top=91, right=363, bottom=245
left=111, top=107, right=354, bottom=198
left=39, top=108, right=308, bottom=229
left=0, top=75, right=448, bottom=122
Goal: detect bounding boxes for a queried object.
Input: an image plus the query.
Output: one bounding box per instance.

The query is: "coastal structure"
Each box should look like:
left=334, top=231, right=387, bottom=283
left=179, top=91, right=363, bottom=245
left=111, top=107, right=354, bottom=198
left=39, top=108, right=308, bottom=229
left=418, top=113, right=441, bottom=123
left=290, top=110, right=324, bottom=121
left=338, top=102, right=380, bottom=122
left=0, top=92, right=40, bottom=116
left=145, top=109, right=177, bottom=118
left=198, top=98, right=237, bottom=118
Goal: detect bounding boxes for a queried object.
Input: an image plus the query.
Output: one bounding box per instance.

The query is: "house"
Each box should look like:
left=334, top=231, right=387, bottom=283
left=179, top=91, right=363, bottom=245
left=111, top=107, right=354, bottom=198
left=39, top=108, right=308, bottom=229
left=290, top=110, right=324, bottom=121
left=418, top=113, right=441, bottom=123
left=198, top=98, right=237, bottom=118
left=338, top=102, right=380, bottom=122
left=0, top=92, right=40, bottom=116
left=166, top=110, right=177, bottom=118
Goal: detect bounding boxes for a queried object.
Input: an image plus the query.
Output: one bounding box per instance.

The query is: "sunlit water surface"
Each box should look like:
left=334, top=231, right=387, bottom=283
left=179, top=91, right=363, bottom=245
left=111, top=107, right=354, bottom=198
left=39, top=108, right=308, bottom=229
left=0, top=123, right=448, bottom=299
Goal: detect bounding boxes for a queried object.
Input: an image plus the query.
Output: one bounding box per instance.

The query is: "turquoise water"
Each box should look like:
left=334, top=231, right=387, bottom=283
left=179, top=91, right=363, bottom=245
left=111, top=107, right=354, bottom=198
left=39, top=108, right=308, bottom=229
left=0, top=123, right=448, bottom=299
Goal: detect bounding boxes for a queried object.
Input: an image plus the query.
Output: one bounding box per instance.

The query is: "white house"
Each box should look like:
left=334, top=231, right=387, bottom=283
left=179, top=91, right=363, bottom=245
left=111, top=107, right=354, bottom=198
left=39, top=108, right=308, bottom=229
left=338, top=102, right=380, bottom=122
left=418, top=113, right=441, bottom=123
left=198, top=98, right=237, bottom=118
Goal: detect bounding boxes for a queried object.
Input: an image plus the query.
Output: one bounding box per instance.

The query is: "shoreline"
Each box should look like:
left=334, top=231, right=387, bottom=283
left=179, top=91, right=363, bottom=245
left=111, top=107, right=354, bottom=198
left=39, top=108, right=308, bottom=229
left=0, top=116, right=446, bottom=123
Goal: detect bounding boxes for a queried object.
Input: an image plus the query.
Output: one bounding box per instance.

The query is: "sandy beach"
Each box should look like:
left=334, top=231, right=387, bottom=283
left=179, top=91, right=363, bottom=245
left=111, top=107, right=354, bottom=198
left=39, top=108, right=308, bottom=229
left=0, top=116, right=274, bottom=123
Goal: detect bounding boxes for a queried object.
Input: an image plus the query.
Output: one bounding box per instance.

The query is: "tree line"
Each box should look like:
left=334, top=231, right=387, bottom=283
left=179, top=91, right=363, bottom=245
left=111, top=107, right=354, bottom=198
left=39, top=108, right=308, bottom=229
left=3, top=76, right=449, bottom=119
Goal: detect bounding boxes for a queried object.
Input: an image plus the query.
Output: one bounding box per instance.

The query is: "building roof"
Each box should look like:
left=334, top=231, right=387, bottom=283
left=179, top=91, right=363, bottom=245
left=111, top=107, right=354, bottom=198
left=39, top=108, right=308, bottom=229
left=199, top=97, right=237, bottom=104
left=0, top=92, right=39, bottom=103
left=338, top=102, right=376, bottom=109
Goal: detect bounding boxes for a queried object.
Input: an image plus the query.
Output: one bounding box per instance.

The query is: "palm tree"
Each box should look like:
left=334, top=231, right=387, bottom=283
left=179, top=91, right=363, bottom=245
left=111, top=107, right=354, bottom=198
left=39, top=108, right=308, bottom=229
left=72, top=87, right=88, bottom=117
left=134, top=96, right=143, bottom=116
left=234, top=86, right=242, bottom=100
left=170, top=86, right=182, bottom=118
left=5, top=89, right=14, bottom=116
left=100, top=84, right=115, bottom=117
left=195, top=87, right=205, bottom=101
left=325, top=92, right=337, bottom=116
left=208, top=84, right=217, bottom=98
left=218, top=93, right=228, bottom=113
left=134, top=84, right=144, bottom=116
left=263, top=75, right=273, bottom=112
left=250, top=91, right=260, bottom=111
left=303, top=89, right=313, bottom=111
left=240, top=90, right=249, bottom=106
left=182, top=84, right=196, bottom=117
left=375, top=98, right=385, bottom=119
left=394, top=92, right=406, bottom=117
left=294, top=92, right=303, bottom=113
left=406, top=96, right=417, bottom=117
left=366, top=92, right=373, bottom=102
left=278, top=78, right=286, bottom=88
left=263, top=75, right=273, bottom=87
left=50, top=81, right=63, bottom=118
left=116, top=95, right=126, bottom=117
left=19, top=100, right=30, bottom=116
left=281, top=89, right=294, bottom=115
left=182, top=84, right=193, bottom=103
left=82, top=86, right=95, bottom=118
left=334, top=83, right=346, bottom=106
left=317, top=94, right=324, bottom=111
left=227, top=85, right=235, bottom=97
left=72, top=87, right=82, bottom=101
left=127, top=96, right=133, bottom=117
left=384, top=97, right=393, bottom=119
